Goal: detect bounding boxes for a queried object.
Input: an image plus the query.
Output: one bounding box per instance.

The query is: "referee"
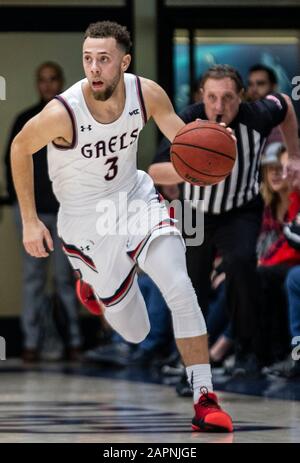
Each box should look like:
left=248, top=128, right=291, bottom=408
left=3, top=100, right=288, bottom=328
left=149, top=64, right=300, bottom=373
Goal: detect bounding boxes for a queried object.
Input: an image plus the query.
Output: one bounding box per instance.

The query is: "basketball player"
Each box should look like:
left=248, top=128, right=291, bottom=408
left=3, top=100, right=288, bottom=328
left=11, top=21, right=234, bottom=432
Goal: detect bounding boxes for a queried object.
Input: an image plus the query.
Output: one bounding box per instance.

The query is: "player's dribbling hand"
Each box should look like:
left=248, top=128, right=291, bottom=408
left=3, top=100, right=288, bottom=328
left=195, top=118, right=237, bottom=143
left=219, top=122, right=237, bottom=143
left=23, top=218, right=54, bottom=258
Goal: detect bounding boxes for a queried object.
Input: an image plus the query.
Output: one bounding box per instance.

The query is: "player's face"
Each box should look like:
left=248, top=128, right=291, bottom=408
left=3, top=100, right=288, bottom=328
left=37, top=66, right=63, bottom=102
left=202, top=78, right=242, bottom=125
left=83, top=37, right=131, bottom=101
left=266, top=151, right=289, bottom=193
left=247, top=71, right=275, bottom=101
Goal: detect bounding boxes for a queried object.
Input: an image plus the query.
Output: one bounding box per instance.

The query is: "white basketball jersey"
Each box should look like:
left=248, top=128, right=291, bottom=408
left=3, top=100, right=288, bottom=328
left=47, top=73, right=149, bottom=215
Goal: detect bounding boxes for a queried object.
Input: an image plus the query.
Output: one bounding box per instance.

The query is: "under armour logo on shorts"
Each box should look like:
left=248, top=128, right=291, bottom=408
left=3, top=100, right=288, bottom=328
left=79, top=239, right=95, bottom=253
left=80, top=125, right=92, bottom=132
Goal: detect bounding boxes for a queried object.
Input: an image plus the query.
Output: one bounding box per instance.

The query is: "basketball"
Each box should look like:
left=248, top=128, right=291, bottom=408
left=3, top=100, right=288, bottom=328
left=171, top=120, right=237, bottom=186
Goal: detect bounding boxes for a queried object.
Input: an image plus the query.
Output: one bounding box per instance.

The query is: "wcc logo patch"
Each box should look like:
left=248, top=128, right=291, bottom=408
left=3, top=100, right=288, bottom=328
left=129, top=108, right=139, bottom=116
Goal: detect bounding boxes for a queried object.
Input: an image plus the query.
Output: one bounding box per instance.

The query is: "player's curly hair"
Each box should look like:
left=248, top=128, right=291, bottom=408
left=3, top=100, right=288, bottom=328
left=84, top=21, right=132, bottom=54
left=200, top=64, right=244, bottom=93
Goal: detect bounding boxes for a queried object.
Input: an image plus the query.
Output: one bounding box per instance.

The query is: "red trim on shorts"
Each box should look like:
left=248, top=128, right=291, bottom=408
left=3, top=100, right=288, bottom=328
left=127, top=218, right=176, bottom=262
left=62, top=241, right=98, bottom=272
left=101, top=265, right=137, bottom=307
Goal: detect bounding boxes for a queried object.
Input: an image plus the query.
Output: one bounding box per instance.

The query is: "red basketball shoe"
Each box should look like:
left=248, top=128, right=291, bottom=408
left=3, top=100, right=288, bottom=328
left=192, top=387, right=233, bottom=433
left=76, top=279, right=104, bottom=316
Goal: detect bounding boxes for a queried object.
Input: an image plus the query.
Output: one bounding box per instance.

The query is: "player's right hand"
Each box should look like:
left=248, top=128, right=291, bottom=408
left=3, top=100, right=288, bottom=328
left=219, top=122, right=237, bottom=143
left=23, top=218, right=54, bottom=258
left=195, top=118, right=237, bottom=143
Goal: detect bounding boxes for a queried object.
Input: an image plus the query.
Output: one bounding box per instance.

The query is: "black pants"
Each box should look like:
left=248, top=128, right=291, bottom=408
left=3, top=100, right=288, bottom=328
left=185, top=196, right=264, bottom=354
left=257, top=264, right=290, bottom=363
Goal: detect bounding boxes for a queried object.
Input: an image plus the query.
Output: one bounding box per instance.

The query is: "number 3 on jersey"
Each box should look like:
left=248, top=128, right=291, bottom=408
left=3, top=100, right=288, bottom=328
left=104, top=156, right=118, bottom=181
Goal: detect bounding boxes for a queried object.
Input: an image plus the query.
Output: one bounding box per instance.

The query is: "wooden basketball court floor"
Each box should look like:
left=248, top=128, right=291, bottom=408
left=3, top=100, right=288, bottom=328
left=0, top=360, right=299, bottom=443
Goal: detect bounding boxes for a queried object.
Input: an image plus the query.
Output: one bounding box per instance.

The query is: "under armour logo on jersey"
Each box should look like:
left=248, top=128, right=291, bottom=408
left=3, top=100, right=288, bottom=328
left=80, top=125, right=92, bottom=132
left=129, top=108, right=139, bottom=116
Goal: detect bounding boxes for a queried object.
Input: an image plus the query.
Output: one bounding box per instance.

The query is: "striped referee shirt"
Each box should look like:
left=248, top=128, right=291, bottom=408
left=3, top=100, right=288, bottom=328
left=153, top=93, right=288, bottom=215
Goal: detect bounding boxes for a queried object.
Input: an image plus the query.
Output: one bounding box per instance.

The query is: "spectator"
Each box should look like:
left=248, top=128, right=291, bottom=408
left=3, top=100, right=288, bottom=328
left=192, top=75, right=203, bottom=104
left=265, top=207, right=300, bottom=377
left=247, top=63, right=283, bottom=146
left=4, top=62, right=82, bottom=362
left=246, top=64, right=278, bottom=102
left=206, top=257, right=234, bottom=366
left=254, top=142, right=300, bottom=370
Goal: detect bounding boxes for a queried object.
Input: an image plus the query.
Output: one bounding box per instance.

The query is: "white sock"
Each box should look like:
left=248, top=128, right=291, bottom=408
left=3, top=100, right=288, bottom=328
left=186, top=364, right=213, bottom=403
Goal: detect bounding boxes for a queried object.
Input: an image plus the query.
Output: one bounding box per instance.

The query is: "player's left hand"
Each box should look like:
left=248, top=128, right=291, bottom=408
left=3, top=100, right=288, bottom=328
left=284, top=157, right=300, bottom=190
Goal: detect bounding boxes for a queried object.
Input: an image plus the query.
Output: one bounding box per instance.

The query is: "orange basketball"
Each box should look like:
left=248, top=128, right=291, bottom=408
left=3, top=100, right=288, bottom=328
left=171, top=120, right=237, bottom=186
